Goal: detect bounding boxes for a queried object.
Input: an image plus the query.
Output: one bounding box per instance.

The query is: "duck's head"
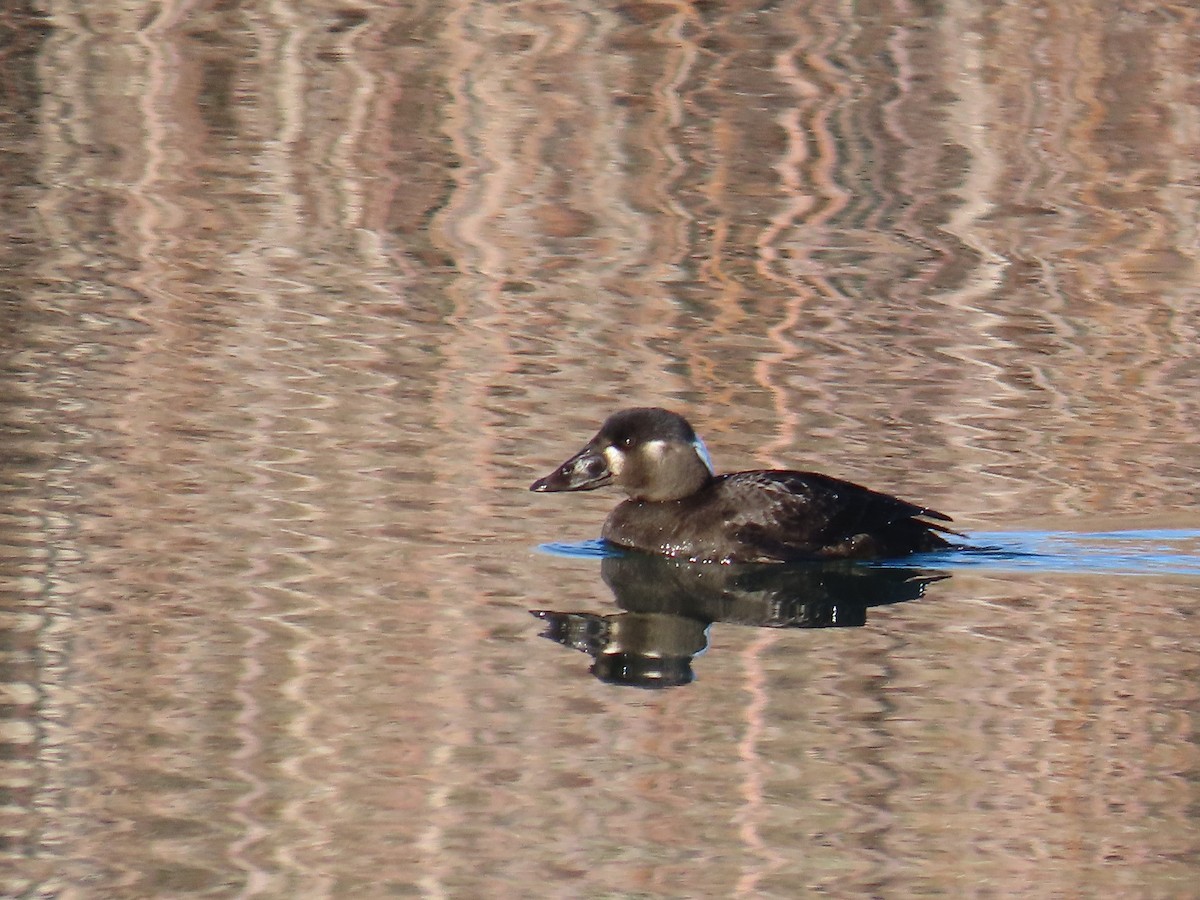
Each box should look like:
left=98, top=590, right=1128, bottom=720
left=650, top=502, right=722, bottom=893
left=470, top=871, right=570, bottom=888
left=530, top=407, right=716, bottom=502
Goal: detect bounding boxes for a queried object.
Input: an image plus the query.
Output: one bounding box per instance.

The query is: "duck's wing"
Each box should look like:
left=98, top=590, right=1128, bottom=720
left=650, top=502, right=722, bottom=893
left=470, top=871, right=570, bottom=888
left=718, top=470, right=956, bottom=560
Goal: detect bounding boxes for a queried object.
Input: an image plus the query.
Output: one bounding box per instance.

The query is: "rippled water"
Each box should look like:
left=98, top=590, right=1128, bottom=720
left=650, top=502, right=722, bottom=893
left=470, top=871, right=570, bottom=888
left=2, top=1, right=1199, bottom=896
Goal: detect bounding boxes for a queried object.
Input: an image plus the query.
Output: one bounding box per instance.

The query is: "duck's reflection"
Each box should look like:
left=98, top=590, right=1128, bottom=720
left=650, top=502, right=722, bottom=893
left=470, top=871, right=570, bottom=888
left=532, top=553, right=946, bottom=688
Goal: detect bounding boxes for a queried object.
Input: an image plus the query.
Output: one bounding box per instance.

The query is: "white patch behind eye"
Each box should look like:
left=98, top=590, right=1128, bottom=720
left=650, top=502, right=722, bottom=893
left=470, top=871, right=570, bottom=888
left=602, top=444, right=625, bottom=474
left=692, top=436, right=715, bottom=474
left=644, top=439, right=667, bottom=460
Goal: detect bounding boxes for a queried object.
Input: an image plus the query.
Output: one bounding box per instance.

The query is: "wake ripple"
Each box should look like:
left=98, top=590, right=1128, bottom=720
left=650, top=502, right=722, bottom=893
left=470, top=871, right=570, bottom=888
left=887, top=529, right=1200, bottom=577
left=541, top=531, right=1200, bottom=577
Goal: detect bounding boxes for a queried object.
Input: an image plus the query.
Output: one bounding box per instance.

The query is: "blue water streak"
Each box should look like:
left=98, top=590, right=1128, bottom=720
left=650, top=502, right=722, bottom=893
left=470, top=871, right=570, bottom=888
left=539, top=531, right=1200, bottom=576
left=877, top=529, right=1200, bottom=577
left=537, top=539, right=624, bottom=559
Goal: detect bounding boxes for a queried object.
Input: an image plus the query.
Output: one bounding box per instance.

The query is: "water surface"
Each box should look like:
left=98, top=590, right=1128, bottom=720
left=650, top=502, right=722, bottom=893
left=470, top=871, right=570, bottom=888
left=1, top=1, right=1199, bottom=896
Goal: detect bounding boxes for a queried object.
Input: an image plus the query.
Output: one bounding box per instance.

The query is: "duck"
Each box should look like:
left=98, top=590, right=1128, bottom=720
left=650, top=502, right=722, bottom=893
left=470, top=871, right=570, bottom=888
left=529, top=407, right=958, bottom=563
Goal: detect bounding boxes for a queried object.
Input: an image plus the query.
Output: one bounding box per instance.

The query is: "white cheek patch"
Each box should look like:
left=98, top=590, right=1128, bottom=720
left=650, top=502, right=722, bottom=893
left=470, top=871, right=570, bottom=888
left=644, top=439, right=668, bottom=460
left=692, top=436, right=715, bottom=474
left=602, top=444, right=625, bottom=474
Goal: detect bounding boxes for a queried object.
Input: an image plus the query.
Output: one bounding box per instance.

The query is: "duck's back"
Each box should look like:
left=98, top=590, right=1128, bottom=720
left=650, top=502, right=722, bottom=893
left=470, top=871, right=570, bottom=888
left=602, top=470, right=954, bottom=563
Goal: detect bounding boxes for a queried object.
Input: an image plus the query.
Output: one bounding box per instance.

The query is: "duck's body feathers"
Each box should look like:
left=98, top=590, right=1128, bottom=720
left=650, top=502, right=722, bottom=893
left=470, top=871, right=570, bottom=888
left=603, top=469, right=953, bottom=564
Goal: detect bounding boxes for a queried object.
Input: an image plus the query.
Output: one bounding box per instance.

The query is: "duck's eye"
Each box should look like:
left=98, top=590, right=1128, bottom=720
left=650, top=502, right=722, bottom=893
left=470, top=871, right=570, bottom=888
left=617, top=436, right=634, bottom=449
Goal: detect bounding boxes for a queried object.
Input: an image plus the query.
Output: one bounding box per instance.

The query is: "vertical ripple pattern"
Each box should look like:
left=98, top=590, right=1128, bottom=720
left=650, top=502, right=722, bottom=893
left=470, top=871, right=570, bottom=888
left=0, top=0, right=1197, bottom=897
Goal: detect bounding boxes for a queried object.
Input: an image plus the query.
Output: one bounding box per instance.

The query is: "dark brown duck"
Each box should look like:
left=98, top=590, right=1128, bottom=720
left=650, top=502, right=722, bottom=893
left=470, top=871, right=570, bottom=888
left=530, top=407, right=958, bottom=564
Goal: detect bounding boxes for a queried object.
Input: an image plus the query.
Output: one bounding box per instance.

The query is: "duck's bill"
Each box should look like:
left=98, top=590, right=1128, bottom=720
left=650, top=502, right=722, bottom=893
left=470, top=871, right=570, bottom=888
left=530, top=446, right=613, bottom=492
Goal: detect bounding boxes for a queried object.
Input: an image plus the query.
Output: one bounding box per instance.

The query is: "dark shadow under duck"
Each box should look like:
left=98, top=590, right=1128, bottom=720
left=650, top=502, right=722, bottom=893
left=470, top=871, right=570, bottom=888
left=530, top=407, right=959, bottom=563
left=532, top=552, right=944, bottom=687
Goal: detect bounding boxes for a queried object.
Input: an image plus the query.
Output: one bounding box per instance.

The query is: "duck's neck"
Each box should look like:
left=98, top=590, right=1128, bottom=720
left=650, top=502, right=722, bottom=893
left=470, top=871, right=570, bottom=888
left=627, top=444, right=714, bottom=502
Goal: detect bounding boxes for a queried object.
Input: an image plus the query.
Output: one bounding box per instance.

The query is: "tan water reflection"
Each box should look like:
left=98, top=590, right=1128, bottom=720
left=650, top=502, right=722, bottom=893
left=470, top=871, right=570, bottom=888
left=2, top=0, right=1199, bottom=896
